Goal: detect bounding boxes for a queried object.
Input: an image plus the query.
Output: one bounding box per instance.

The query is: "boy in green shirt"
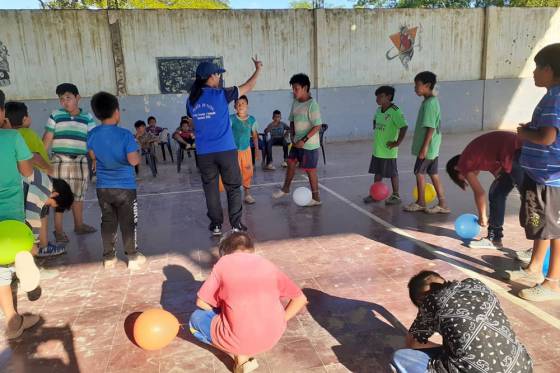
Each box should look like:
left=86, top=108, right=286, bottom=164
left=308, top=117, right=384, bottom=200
left=404, top=71, right=450, bottom=214
left=363, top=86, right=408, bottom=205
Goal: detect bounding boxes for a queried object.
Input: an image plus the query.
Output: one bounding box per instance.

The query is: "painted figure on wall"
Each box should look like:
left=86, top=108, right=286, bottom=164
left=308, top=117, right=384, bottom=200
left=0, top=42, right=10, bottom=86
left=386, top=26, right=420, bottom=70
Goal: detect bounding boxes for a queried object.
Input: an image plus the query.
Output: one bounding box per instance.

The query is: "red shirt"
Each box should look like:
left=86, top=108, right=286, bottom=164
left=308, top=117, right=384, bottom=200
left=457, top=131, right=522, bottom=175
left=197, top=252, right=302, bottom=356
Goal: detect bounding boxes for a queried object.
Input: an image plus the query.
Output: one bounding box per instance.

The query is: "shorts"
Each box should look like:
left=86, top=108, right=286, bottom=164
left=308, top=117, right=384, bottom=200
left=218, top=147, right=253, bottom=191
left=189, top=309, right=218, bottom=345
left=519, top=177, right=560, bottom=240
left=0, top=265, right=15, bottom=287
left=51, top=154, right=89, bottom=201
left=368, top=156, right=398, bottom=178
left=288, top=147, right=319, bottom=170
left=414, top=157, right=439, bottom=175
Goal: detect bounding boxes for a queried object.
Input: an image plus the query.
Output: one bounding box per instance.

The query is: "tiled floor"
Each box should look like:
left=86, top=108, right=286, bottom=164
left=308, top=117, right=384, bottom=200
left=2, top=132, right=560, bottom=372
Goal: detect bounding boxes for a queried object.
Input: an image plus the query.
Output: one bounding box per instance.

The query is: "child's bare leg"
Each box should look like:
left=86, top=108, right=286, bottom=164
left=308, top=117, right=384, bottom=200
left=374, top=174, right=382, bottom=183
left=307, top=169, right=320, bottom=202
left=429, top=174, right=448, bottom=208
left=543, top=239, right=560, bottom=291
left=39, top=216, right=48, bottom=248
left=416, top=174, right=426, bottom=206
left=0, top=285, right=17, bottom=328
left=526, top=239, right=551, bottom=275
left=54, top=211, right=64, bottom=234
left=390, top=175, right=399, bottom=195
left=72, top=201, right=84, bottom=229
left=281, top=162, right=296, bottom=193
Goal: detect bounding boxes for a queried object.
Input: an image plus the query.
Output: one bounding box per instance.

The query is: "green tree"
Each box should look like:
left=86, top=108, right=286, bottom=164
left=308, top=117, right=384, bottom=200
left=38, top=0, right=230, bottom=9
left=290, top=0, right=313, bottom=8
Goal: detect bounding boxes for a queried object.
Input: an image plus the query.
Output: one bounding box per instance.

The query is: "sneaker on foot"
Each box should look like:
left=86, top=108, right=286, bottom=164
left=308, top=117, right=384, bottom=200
left=519, top=284, right=560, bottom=301
left=53, top=230, right=69, bottom=243
left=5, top=314, right=40, bottom=340
left=36, top=242, right=67, bottom=258
left=210, top=224, right=222, bottom=236
left=385, top=194, right=402, bottom=205
left=74, top=224, right=97, bottom=235
left=232, top=222, right=248, bottom=232
left=468, top=238, right=503, bottom=250
left=503, top=268, right=545, bottom=283
left=403, top=202, right=426, bottom=212
left=244, top=194, right=256, bottom=204
left=305, top=199, right=322, bottom=207
left=516, top=248, right=533, bottom=264
left=14, top=252, right=40, bottom=292
left=128, top=253, right=146, bottom=270
left=264, top=164, right=276, bottom=171
left=272, top=190, right=288, bottom=199
left=103, top=256, right=118, bottom=269
left=363, top=195, right=374, bottom=204
left=281, top=161, right=288, bottom=168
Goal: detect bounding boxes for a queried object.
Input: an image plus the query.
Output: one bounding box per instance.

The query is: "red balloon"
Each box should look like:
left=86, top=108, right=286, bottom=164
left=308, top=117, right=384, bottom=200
left=370, top=182, right=390, bottom=201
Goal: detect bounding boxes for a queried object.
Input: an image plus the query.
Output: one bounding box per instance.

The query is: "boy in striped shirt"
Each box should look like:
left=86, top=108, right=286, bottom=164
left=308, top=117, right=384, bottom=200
left=42, top=83, right=97, bottom=243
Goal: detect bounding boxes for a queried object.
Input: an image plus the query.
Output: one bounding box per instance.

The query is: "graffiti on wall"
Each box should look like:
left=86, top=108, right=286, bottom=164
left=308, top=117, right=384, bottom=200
left=0, top=42, right=10, bottom=86
left=385, top=26, right=421, bottom=70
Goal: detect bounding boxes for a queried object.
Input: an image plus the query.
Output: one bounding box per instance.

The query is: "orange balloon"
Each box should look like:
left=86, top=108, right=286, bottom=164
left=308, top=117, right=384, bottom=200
left=133, top=309, right=179, bottom=350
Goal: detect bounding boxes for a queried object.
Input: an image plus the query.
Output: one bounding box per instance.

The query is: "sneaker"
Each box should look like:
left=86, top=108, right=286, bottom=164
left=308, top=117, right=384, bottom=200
left=272, top=190, right=288, bottom=199
left=14, top=252, right=40, bottom=293
left=516, top=248, right=533, bottom=264
left=503, top=268, right=545, bottom=284
left=425, top=205, right=451, bottom=214
left=281, top=161, right=288, bottom=168
left=36, top=242, right=67, bottom=258
left=468, top=238, right=503, bottom=250
left=305, top=199, right=322, bottom=207
left=403, top=202, right=426, bottom=212
left=232, top=222, right=248, bottom=232
left=385, top=194, right=402, bottom=205
left=210, top=224, right=222, bottom=236
left=5, top=314, right=40, bottom=340
left=363, top=195, right=374, bottom=204
left=128, top=253, right=147, bottom=270
left=103, top=256, right=118, bottom=269
left=74, top=224, right=97, bottom=235
left=53, top=230, right=69, bottom=243
left=518, top=284, right=560, bottom=302
left=264, top=164, right=276, bottom=171
left=244, top=194, right=256, bottom=204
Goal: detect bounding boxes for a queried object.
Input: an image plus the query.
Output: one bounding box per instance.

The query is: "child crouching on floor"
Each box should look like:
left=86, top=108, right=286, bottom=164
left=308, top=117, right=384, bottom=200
left=189, top=232, right=308, bottom=373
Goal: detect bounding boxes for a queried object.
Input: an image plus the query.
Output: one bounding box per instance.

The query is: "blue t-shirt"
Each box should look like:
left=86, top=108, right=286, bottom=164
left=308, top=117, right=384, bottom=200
left=520, top=85, right=560, bottom=186
left=186, top=86, right=238, bottom=155
left=87, top=125, right=139, bottom=189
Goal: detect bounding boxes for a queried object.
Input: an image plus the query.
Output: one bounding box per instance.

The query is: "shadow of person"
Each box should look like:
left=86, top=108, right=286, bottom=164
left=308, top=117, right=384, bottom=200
left=303, top=288, right=408, bottom=373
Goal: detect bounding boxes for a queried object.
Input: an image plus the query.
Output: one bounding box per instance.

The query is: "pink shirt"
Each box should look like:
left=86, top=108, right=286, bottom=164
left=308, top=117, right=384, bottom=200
left=197, top=252, right=302, bottom=356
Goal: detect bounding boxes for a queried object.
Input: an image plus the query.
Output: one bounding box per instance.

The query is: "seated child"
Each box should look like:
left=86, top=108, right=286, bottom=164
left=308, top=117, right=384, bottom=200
left=391, top=271, right=532, bottom=373
left=189, top=232, right=308, bottom=373
left=134, top=120, right=159, bottom=152
left=173, top=117, right=196, bottom=157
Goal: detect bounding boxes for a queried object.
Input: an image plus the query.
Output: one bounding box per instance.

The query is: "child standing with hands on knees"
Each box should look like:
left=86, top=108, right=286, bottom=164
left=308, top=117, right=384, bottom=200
left=189, top=232, right=308, bottom=373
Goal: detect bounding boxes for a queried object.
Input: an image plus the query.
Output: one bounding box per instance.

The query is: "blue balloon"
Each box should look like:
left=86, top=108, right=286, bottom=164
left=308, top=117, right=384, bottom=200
left=543, top=247, right=551, bottom=276
left=454, top=213, right=481, bottom=240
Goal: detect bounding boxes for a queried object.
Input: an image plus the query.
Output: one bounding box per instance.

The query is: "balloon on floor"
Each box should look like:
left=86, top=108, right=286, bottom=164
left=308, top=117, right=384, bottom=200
left=412, top=183, right=437, bottom=204
left=293, top=187, right=313, bottom=206
left=454, top=213, right=481, bottom=240
left=370, top=182, right=390, bottom=201
left=133, top=308, right=180, bottom=350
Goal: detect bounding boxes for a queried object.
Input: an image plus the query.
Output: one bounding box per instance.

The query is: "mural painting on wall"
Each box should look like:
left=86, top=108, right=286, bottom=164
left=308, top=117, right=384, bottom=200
left=157, top=56, right=224, bottom=94
left=385, top=26, right=421, bottom=70
left=0, top=41, right=10, bottom=86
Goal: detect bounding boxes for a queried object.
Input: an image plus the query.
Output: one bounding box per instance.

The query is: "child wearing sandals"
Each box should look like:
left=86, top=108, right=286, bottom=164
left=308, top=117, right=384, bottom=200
left=189, top=232, right=308, bottom=373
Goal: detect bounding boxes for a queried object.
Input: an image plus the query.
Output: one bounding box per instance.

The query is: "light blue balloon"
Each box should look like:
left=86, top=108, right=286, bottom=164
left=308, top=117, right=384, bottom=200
left=454, top=213, right=481, bottom=240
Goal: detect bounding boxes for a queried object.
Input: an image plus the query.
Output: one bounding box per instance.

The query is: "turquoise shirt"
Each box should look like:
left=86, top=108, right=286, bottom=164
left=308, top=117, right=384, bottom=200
left=230, top=114, right=258, bottom=151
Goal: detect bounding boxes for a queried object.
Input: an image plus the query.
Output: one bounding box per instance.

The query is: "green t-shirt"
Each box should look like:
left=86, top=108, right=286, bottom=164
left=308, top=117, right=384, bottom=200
left=17, top=127, right=50, bottom=170
left=289, top=98, right=322, bottom=151
left=372, top=105, right=408, bottom=159
left=411, top=96, right=442, bottom=160
left=0, top=129, right=33, bottom=222
left=230, top=114, right=258, bottom=151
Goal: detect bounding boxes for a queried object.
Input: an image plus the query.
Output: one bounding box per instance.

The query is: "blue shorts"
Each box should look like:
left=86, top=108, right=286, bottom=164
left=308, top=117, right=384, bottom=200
left=189, top=309, right=218, bottom=345
left=288, top=147, right=319, bottom=170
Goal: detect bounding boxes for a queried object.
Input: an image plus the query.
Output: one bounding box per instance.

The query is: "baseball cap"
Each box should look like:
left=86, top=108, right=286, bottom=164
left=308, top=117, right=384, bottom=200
left=196, top=62, right=226, bottom=80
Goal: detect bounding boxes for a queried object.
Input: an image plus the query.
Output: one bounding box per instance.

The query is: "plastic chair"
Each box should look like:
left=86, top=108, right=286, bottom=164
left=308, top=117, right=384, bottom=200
left=174, top=138, right=197, bottom=173
left=157, top=129, right=174, bottom=163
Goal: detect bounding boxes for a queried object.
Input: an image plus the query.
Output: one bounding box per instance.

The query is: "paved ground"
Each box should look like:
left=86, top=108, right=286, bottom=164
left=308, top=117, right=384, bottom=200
left=1, top=132, right=559, bottom=372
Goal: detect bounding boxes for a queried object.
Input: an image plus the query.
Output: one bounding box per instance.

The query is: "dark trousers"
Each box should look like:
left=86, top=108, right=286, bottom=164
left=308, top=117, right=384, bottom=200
left=266, top=137, right=289, bottom=164
left=488, top=159, right=525, bottom=241
left=197, top=150, right=242, bottom=228
left=96, top=188, right=138, bottom=259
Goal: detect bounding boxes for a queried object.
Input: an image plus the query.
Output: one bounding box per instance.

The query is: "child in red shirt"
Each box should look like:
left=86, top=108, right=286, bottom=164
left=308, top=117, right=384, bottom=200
left=189, top=232, right=308, bottom=373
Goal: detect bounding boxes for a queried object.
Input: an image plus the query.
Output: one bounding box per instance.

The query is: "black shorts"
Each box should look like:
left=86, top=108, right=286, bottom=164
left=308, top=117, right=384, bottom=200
left=414, top=157, right=439, bottom=175
left=519, top=177, right=560, bottom=240
left=288, top=147, right=319, bottom=170
left=368, top=156, right=398, bottom=178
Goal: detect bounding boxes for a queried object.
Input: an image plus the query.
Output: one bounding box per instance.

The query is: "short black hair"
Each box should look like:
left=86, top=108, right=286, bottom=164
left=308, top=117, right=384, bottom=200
left=134, top=120, right=146, bottom=129
left=446, top=155, right=466, bottom=190
left=5, top=101, right=28, bottom=128
left=414, top=71, right=437, bottom=90
left=408, top=270, right=446, bottom=307
left=219, top=231, right=255, bottom=257
left=534, top=43, right=560, bottom=78
left=55, top=83, right=79, bottom=97
left=0, top=89, right=5, bottom=110
left=235, top=95, right=248, bottom=104
left=289, top=73, right=311, bottom=92
left=147, top=116, right=156, bottom=123
left=90, top=91, right=119, bottom=121
left=273, top=110, right=281, bottom=116
left=375, top=85, right=396, bottom=101
left=52, top=178, right=74, bottom=212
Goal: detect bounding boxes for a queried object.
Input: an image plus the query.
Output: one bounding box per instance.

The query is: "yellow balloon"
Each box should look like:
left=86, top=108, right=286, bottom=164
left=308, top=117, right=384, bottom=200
left=412, top=183, right=437, bottom=204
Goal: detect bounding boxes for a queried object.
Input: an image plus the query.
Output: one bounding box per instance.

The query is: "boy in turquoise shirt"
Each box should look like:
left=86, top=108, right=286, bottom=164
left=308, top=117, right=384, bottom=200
left=404, top=71, right=450, bottom=214
left=363, top=86, right=408, bottom=205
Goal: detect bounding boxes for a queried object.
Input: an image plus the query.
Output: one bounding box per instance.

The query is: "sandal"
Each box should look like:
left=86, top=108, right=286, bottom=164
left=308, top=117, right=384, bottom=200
left=403, top=202, right=426, bottom=212
left=53, top=230, right=69, bottom=243
left=74, top=224, right=97, bottom=235
left=424, top=205, right=451, bottom=214
left=234, top=358, right=259, bottom=373
left=5, top=314, right=40, bottom=340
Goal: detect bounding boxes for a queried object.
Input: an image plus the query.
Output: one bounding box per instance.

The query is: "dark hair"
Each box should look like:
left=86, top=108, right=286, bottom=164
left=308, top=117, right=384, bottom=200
left=52, top=178, right=74, bottom=212
left=134, top=120, right=146, bottom=129
left=414, top=71, right=437, bottom=90
left=218, top=231, right=255, bottom=257
left=446, top=155, right=466, bottom=190
left=90, top=91, right=119, bottom=121
left=534, top=43, right=560, bottom=78
left=375, top=85, right=396, bottom=101
left=289, top=73, right=311, bottom=92
left=0, top=89, right=5, bottom=110
left=273, top=110, right=281, bottom=116
left=147, top=116, right=156, bottom=123
left=408, top=270, right=446, bottom=307
left=5, top=101, right=28, bottom=128
left=56, top=83, right=79, bottom=97
left=188, top=77, right=209, bottom=106
left=235, top=95, right=248, bottom=105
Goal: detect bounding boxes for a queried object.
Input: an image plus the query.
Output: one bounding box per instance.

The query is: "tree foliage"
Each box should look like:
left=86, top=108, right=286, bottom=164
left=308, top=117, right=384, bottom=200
left=290, top=0, right=313, bottom=8
left=38, top=0, right=230, bottom=9
left=353, top=0, right=559, bottom=7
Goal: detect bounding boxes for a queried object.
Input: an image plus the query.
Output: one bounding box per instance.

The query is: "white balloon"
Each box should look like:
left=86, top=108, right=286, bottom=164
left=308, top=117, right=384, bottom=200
left=293, top=187, right=312, bottom=207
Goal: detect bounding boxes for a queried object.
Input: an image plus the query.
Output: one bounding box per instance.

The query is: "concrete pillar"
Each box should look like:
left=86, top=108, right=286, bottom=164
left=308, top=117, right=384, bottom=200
left=107, top=10, right=127, bottom=96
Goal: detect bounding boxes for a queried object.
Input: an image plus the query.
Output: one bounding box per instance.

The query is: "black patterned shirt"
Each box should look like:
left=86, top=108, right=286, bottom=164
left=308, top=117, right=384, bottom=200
left=409, top=278, right=533, bottom=373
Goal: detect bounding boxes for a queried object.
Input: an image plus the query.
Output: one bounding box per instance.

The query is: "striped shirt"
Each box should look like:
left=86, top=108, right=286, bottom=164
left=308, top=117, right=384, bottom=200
left=45, top=109, right=96, bottom=156
left=24, top=169, right=52, bottom=239
left=520, top=85, right=560, bottom=186
left=288, top=98, right=322, bottom=151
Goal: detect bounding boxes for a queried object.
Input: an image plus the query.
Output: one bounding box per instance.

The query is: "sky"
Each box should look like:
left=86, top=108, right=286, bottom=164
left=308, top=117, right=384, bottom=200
left=0, top=0, right=352, bottom=9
